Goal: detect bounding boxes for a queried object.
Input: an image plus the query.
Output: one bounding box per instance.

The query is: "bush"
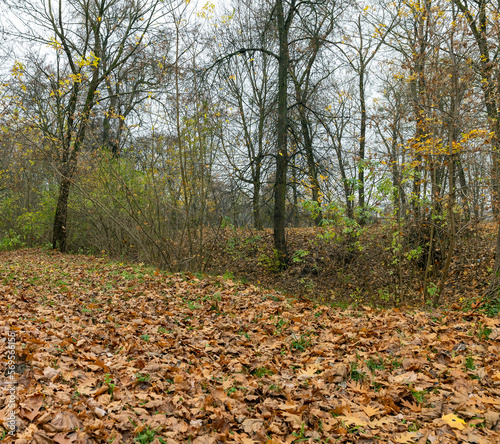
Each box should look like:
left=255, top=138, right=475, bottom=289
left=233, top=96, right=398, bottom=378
left=0, top=230, right=26, bottom=251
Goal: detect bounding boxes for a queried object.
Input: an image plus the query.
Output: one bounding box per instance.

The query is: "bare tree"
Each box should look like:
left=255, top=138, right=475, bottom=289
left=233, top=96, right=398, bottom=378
left=3, top=0, right=174, bottom=251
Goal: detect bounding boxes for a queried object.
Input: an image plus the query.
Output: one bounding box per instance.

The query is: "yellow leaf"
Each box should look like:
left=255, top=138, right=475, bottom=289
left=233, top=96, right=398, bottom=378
left=298, top=364, right=319, bottom=380
left=441, top=413, right=466, bottom=430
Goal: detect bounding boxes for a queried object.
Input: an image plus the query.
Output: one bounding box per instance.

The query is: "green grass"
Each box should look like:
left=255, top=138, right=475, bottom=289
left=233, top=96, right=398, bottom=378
left=412, top=389, right=428, bottom=405
left=350, top=362, right=366, bottom=382
left=366, top=358, right=384, bottom=372
left=134, top=426, right=157, bottom=444
left=465, top=355, right=476, bottom=371
left=291, top=334, right=311, bottom=351
left=252, top=367, right=274, bottom=378
left=136, top=373, right=151, bottom=383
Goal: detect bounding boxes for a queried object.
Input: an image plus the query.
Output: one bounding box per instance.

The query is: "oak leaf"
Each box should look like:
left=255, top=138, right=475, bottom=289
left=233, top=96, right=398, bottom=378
left=393, top=431, right=418, bottom=443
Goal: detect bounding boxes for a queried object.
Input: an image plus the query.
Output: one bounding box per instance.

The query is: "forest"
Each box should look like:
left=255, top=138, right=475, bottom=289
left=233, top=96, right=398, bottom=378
left=1, top=0, right=500, bottom=307
left=1, top=1, right=500, bottom=442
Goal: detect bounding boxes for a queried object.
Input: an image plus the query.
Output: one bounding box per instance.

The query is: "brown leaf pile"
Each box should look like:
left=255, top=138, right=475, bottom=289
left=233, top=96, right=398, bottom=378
left=0, top=249, right=499, bottom=443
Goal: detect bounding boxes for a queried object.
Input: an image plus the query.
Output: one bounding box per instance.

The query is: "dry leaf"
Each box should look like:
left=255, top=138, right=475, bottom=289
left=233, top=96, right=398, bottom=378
left=401, top=399, right=421, bottom=412
left=241, top=418, right=263, bottom=434
left=441, top=413, right=466, bottom=430
left=335, top=415, right=368, bottom=427
left=390, top=371, right=418, bottom=384
left=19, top=394, right=44, bottom=421
left=282, top=412, right=303, bottom=429
left=362, top=405, right=382, bottom=417
left=394, top=431, right=418, bottom=443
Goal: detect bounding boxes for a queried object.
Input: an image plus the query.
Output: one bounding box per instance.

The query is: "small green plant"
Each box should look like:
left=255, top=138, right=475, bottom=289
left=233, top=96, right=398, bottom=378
left=275, top=317, right=287, bottom=331
left=222, top=217, right=241, bottom=254
left=350, top=362, right=366, bottom=382
left=291, top=422, right=307, bottom=441
left=202, top=292, right=222, bottom=302
left=377, top=289, right=392, bottom=302
left=140, top=334, right=150, bottom=342
left=426, top=282, right=438, bottom=299
left=347, top=424, right=365, bottom=434
left=223, top=270, right=235, bottom=280
left=269, top=383, right=281, bottom=392
left=244, top=234, right=261, bottom=245
left=366, top=358, right=384, bottom=373
left=292, top=249, right=309, bottom=263
left=157, top=326, right=167, bottom=334
left=391, top=359, right=403, bottom=369
left=465, top=355, right=476, bottom=371
left=186, top=300, right=201, bottom=310
left=252, top=367, right=273, bottom=378
left=291, top=334, right=311, bottom=351
left=136, top=372, right=151, bottom=383
left=104, top=374, right=116, bottom=396
left=298, top=277, right=315, bottom=292
left=134, top=426, right=157, bottom=444
left=237, top=330, right=250, bottom=340
left=477, top=323, right=492, bottom=341
left=481, top=295, right=500, bottom=317
left=408, top=421, right=420, bottom=432
left=411, top=389, right=427, bottom=405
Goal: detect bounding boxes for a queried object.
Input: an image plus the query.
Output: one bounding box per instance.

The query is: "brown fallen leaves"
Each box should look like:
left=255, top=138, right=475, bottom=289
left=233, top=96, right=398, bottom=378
left=0, top=249, right=499, bottom=443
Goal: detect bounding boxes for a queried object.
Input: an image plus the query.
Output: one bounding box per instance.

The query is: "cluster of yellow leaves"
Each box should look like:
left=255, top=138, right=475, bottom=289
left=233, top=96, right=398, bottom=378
left=47, top=37, right=62, bottom=51
left=196, top=1, right=215, bottom=19
left=77, top=51, right=100, bottom=69
left=11, top=61, right=25, bottom=79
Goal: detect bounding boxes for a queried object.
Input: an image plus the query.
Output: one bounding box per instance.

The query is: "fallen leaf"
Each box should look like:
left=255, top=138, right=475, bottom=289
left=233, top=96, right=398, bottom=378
left=389, top=371, right=418, bottom=384
left=401, top=399, right=421, bottom=412
left=241, top=418, right=263, bottom=434
left=45, top=412, right=82, bottom=433
left=335, top=415, right=368, bottom=427
left=362, top=405, right=382, bottom=417
left=441, top=413, right=466, bottom=430
left=394, top=431, right=418, bottom=443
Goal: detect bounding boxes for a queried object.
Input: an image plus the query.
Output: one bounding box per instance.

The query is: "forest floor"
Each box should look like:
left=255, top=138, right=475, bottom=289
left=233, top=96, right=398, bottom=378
left=1, top=249, right=500, bottom=443
left=206, top=223, right=496, bottom=309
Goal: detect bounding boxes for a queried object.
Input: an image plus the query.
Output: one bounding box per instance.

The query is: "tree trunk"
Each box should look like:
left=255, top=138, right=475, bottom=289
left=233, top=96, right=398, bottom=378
left=253, top=181, right=263, bottom=230
left=294, top=77, right=321, bottom=226
left=52, top=174, right=72, bottom=252
left=301, top=113, right=322, bottom=226
left=358, top=69, right=366, bottom=223
left=273, top=0, right=291, bottom=268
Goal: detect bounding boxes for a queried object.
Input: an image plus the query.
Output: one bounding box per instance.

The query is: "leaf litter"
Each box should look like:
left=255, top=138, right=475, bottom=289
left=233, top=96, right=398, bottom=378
left=0, top=249, right=499, bottom=443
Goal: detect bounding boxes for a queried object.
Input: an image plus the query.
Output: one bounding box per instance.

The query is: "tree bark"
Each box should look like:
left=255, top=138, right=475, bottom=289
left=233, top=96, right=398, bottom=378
left=358, top=69, right=366, bottom=222
left=273, top=0, right=292, bottom=268
left=52, top=174, right=72, bottom=252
